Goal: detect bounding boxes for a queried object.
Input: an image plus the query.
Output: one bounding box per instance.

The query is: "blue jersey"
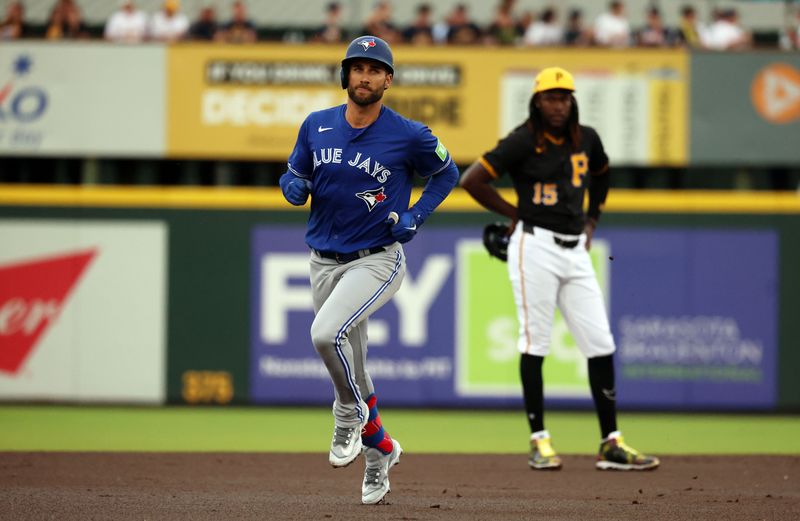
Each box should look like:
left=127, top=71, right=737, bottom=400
left=286, top=104, right=453, bottom=253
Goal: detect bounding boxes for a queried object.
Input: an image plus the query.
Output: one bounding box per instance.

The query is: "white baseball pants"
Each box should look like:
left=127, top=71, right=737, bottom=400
left=507, top=222, right=616, bottom=358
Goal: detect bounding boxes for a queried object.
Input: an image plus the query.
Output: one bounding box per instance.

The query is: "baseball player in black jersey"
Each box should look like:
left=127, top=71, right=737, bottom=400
left=460, top=67, right=659, bottom=471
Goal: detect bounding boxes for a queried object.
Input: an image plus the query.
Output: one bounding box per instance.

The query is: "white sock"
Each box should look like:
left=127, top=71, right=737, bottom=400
left=531, top=429, right=551, bottom=441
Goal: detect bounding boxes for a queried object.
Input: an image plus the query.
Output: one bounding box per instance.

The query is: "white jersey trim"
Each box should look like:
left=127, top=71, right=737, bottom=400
left=287, top=163, right=310, bottom=179
left=420, top=156, right=452, bottom=178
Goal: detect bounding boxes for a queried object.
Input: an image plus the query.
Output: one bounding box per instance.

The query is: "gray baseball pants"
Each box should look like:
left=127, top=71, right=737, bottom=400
left=309, top=242, right=405, bottom=428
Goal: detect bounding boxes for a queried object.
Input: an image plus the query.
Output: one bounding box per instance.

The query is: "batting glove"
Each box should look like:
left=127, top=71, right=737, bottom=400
left=386, top=211, right=423, bottom=244
left=280, top=175, right=313, bottom=206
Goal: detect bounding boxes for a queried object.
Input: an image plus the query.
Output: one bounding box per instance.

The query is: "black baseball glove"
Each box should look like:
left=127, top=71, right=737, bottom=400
left=482, top=222, right=510, bottom=262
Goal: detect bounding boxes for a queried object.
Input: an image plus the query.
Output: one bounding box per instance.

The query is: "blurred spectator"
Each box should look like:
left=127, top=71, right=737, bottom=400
left=676, top=5, right=707, bottom=48
left=0, top=1, right=28, bottom=40
left=488, top=0, right=521, bottom=45
left=779, top=7, right=800, bottom=50
left=431, top=5, right=448, bottom=43
left=363, top=1, right=401, bottom=44
left=523, top=6, right=562, bottom=46
left=786, top=8, right=800, bottom=49
left=218, top=1, right=257, bottom=43
left=593, top=0, right=631, bottom=47
left=403, top=3, right=434, bottom=45
left=104, top=0, right=147, bottom=43
left=189, top=6, right=218, bottom=41
left=517, top=10, right=535, bottom=40
left=433, top=3, right=481, bottom=45
left=708, top=6, right=722, bottom=26
left=636, top=7, right=673, bottom=47
left=563, top=8, right=591, bottom=46
left=46, top=0, right=89, bottom=40
left=313, top=2, right=345, bottom=43
left=705, top=8, right=751, bottom=50
left=149, top=0, right=189, bottom=42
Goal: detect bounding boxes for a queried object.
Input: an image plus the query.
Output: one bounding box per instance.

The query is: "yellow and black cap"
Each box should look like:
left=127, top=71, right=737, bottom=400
left=533, top=67, right=575, bottom=94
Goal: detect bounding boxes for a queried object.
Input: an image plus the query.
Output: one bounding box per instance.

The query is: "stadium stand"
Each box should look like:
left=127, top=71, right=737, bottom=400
left=4, top=0, right=791, bottom=45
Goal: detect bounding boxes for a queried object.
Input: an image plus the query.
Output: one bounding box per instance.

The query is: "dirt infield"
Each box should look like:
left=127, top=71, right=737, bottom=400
left=1, top=452, right=798, bottom=520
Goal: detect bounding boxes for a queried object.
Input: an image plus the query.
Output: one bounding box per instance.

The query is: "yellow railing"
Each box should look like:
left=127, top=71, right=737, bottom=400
left=1, top=184, right=799, bottom=214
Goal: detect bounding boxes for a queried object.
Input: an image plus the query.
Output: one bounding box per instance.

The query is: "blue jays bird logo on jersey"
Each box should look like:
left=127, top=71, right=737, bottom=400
left=356, top=187, right=387, bottom=211
left=359, top=38, right=376, bottom=51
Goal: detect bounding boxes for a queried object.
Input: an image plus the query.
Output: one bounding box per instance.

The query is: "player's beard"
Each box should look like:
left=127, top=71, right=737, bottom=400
left=347, top=84, right=385, bottom=107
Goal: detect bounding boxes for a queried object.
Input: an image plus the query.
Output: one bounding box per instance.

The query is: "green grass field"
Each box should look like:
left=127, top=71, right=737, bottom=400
left=1, top=406, right=799, bottom=454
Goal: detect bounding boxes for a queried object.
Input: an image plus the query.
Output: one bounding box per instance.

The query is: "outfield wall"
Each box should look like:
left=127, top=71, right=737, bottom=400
left=3, top=43, right=799, bottom=166
left=0, top=186, right=797, bottom=411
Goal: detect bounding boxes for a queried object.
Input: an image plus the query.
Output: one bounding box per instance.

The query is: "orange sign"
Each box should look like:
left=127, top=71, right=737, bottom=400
left=751, top=63, right=800, bottom=124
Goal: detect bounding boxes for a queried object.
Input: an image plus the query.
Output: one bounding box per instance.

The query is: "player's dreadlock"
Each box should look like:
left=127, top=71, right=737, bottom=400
left=527, top=93, right=582, bottom=152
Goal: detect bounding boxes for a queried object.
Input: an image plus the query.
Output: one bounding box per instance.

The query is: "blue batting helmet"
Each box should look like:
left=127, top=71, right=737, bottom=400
left=340, top=35, right=394, bottom=89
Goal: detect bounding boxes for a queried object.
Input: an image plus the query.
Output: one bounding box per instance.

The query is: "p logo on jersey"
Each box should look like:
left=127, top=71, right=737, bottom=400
left=358, top=39, right=377, bottom=51
left=356, top=187, right=387, bottom=211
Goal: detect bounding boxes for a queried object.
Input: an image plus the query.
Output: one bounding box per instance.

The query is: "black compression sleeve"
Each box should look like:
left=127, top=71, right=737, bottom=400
left=520, top=354, right=545, bottom=433
left=588, top=354, right=618, bottom=438
left=587, top=170, right=610, bottom=221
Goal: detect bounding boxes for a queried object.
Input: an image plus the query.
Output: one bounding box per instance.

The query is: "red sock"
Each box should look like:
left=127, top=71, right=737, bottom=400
left=362, top=394, right=394, bottom=454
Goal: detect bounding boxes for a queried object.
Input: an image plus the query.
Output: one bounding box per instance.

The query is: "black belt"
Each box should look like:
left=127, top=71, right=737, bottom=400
left=522, top=223, right=580, bottom=249
left=313, top=246, right=386, bottom=264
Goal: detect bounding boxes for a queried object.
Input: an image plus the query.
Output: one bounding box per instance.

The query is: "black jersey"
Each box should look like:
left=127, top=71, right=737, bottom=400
left=480, top=123, right=609, bottom=235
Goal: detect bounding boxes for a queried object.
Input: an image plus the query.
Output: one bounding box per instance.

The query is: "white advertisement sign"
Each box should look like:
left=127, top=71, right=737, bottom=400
left=0, top=42, right=165, bottom=156
left=501, top=72, right=650, bottom=166
left=0, top=220, right=167, bottom=403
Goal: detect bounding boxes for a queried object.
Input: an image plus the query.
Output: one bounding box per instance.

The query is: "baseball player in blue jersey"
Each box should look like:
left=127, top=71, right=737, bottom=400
left=279, top=35, right=459, bottom=504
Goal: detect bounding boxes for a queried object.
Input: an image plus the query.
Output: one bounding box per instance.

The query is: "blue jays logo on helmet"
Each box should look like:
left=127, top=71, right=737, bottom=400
left=355, top=187, right=388, bottom=211
left=340, top=35, right=394, bottom=89
left=358, top=38, right=377, bottom=51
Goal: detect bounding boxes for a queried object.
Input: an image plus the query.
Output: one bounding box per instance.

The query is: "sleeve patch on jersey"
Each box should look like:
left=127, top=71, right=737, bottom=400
left=435, top=140, right=448, bottom=161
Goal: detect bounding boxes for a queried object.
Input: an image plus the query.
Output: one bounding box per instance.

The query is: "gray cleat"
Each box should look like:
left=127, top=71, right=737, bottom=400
left=361, top=438, right=403, bottom=505
left=329, top=418, right=367, bottom=467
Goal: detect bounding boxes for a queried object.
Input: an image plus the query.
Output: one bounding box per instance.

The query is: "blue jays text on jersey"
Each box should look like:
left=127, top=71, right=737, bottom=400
left=286, top=104, right=453, bottom=253
left=312, top=148, right=391, bottom=183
